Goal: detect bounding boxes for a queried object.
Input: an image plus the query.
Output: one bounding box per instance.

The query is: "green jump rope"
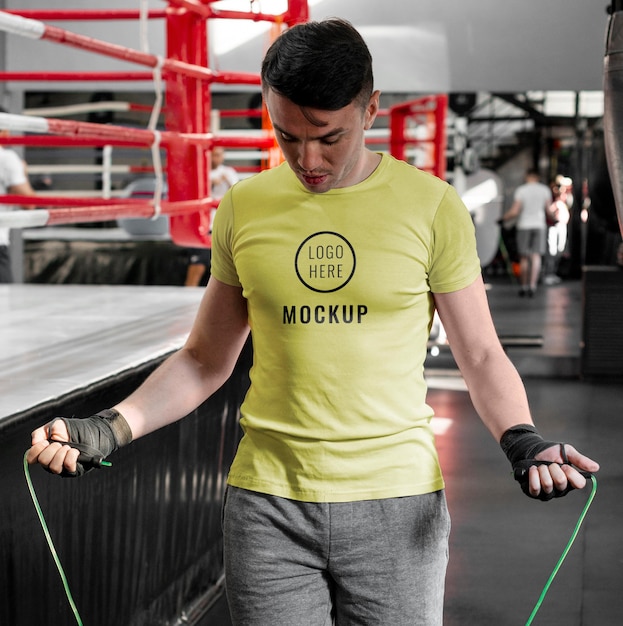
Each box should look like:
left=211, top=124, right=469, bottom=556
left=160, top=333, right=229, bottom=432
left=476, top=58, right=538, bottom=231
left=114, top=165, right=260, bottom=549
left=23, top=451, right=597, bottom=626
left=23, top=448, right=111, bottom=626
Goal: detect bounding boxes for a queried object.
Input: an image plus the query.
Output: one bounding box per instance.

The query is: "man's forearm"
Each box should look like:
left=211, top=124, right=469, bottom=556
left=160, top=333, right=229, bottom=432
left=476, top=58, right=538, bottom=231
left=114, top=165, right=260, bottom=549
left=460, top=350, right=534, bottom=442
left=114, top=347, right=232, bottom=439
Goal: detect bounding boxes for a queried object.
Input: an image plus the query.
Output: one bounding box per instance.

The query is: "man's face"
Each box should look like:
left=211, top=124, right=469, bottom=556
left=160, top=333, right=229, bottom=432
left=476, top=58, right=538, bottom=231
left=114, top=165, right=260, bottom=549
left=211, top=147, right=225, bottom=169
left=264, top=88, right=380, bottom=193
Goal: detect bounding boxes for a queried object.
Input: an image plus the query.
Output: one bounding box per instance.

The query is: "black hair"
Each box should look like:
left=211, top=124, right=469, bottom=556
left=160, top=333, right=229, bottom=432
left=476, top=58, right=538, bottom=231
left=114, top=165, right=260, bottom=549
left=261, top=18, right=374, bottom=112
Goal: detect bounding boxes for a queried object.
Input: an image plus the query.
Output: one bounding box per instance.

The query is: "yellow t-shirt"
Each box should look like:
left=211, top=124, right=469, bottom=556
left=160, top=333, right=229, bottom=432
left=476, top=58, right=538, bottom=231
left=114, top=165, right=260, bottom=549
left=211, top=154, right=481, bottom=502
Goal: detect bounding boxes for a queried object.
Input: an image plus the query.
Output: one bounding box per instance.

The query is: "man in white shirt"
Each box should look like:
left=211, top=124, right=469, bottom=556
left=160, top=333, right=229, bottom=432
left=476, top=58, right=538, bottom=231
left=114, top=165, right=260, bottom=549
left=0, top=120, right=36, bottom=282
left=184, top=146, right=239, bottom=287
left=502, top=169, right=554, bottom=297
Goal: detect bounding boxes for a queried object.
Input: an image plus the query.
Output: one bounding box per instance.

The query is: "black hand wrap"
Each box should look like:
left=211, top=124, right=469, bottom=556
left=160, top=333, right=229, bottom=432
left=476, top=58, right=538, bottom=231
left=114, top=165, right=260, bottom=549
left=500, top=424, right=568, bottom=501
left=50, top=408, right=132, bottom=477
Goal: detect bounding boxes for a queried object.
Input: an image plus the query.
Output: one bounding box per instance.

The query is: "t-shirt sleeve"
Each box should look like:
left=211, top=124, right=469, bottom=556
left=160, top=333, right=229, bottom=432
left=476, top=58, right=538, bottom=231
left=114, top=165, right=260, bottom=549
left=210, top=188, right=242, bottom=287
left=428, top=184, right=482, bottom=293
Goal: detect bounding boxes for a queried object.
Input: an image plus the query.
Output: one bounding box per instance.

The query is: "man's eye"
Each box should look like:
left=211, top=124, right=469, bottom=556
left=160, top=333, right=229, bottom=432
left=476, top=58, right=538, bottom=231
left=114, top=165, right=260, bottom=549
left=280, top=133, right=296, bottom=143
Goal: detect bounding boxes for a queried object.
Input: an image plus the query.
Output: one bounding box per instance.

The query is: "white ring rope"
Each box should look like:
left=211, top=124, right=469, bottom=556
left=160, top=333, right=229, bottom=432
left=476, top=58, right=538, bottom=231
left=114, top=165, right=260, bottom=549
left=0, top=210, right=50, bottom=228
left=27, top=164, right=148, bottom=176
left=102, top=145, right=113, bottom=199
left=148, top=55, right=165, bottom=218
left=150, top=130, right=163, bottom=219
left=0, top=112, right=48, bottom=134
left=149, top=55, right=165, bottom=132
left=0, top=11, right=44, bottom=40
left=24, top=102, right=133, bottom=118
left=139, top=0, right=150, bottom=54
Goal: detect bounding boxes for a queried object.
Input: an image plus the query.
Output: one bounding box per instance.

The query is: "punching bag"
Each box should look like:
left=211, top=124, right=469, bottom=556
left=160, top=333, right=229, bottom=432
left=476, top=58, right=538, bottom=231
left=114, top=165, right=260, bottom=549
left=604, top=0, right=623, bottom=237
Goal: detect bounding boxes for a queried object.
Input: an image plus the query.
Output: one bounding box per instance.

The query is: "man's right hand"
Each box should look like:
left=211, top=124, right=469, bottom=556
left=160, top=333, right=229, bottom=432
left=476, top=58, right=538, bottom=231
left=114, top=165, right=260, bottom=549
left=26, top=409, right=132, bottom=477
left=27, top=419, right=81, bottom=475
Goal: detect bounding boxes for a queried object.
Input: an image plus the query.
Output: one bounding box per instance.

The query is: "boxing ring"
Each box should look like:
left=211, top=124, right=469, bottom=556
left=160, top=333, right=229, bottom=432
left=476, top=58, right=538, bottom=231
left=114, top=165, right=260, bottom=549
left=0, top=3, right=308, bottom=247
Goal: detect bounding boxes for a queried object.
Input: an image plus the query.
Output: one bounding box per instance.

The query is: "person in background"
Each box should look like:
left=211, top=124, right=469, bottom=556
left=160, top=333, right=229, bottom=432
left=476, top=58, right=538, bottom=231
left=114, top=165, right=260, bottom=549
left=28, top=19, right=599, bottom=625
left=0, top=110, right=36, bottom=283
left=184, top=146, right=239, bottom=287
left=501, top=168, right=555, bottom=297
left=544, top=180, right=571, bottom=284
left=209, top=145, right=240, bottom=200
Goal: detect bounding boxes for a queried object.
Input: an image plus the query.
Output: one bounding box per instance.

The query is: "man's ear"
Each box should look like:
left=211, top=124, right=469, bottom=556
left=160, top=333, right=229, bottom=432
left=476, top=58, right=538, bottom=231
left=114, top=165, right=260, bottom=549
left=364, top=90, right=381, bottom=130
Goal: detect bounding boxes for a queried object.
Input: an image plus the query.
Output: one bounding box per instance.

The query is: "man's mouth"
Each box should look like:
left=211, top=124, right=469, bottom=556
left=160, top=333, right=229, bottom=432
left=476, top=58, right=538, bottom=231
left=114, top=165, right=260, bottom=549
left=301, top=173, right=329, bottom=187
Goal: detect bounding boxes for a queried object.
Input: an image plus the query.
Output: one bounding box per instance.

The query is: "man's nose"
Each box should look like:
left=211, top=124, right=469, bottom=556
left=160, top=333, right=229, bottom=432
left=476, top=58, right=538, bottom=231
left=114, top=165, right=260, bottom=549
left=297, top=142, right=323, bottom=172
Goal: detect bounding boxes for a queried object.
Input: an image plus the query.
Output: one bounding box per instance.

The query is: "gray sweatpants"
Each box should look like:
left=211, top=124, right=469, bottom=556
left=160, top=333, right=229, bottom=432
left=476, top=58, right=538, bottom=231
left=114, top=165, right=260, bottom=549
left=223, top=486, right=450, bottom=625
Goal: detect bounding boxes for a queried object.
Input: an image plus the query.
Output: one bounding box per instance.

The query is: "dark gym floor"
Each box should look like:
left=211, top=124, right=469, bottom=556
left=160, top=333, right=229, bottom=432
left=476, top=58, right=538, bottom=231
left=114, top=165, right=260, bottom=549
left=436, top=278, right=622, bottom=626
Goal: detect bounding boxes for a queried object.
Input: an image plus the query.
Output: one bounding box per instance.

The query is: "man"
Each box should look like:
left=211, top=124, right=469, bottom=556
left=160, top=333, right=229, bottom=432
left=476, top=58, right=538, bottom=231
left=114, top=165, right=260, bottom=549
left=185, top=146, right=240, bottom=286
left=502, top=169, right=554, bottom=297
left=0, top=114, right=36, bottom=282
left=28, top=19, right=599, bottom=625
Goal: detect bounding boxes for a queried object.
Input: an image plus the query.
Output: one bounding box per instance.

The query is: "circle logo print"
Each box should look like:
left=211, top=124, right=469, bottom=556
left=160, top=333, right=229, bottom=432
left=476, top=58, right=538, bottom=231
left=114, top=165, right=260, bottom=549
left=295, top=232, right=356, bottom=293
